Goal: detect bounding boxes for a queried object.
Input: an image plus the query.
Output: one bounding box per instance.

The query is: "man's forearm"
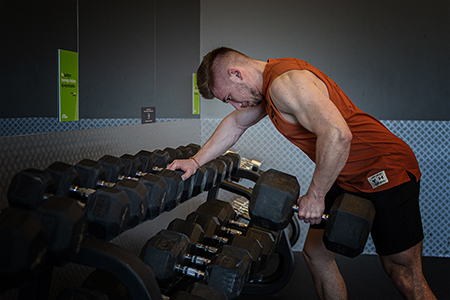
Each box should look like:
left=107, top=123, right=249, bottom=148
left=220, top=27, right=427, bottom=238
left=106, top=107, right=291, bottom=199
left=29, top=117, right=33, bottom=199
left=308, top=130, right=352, bottom=199
left=192, top=112, right=247, bottom=166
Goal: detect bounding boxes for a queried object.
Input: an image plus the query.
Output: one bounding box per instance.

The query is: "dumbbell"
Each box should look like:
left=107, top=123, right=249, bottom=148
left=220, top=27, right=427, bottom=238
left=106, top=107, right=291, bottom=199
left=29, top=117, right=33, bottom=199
left=129, top=150, right=234, bottom=198
left=249, top=169, right=376, bottom=258
left=0, top=207, right=48, bottom=287
left=188, top=210, right=276, bottom=269
left=224, top=150, right=262, bottom=173
left=136, top=144, right=201, bottom=169
left=76, top=155, right=181, bottom=212
left=133, top=149, right=230, bottom=195
left=73, top=158, right=170, bottom=218
left=167, top=218, right=263, bottom=279
left=119, top=152, right=198, bottom=204
left=94, top=152, right=193, bottom=210
left=46, top=161, right=148, bottom=228
left=8, top=168, right=130, bottom=240
left=187, top=200, right=277, bottom=270
left=34, top=196, right=87, bottom=265
left=140, top=230, right=250, bottom=300
left=230, top=197, right=251, bottom=220
left=5, top=171, right=87, bottom=266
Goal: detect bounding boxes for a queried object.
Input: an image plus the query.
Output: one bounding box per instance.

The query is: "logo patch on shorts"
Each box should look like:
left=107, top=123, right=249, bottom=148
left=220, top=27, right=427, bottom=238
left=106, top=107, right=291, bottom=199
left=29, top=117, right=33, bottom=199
left=367, top=170, right=389, bottom=189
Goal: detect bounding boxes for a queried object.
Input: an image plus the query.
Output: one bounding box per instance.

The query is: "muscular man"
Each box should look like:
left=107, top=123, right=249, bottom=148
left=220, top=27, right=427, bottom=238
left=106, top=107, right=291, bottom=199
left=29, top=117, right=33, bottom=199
left=168, top=47, right=436, bottom=300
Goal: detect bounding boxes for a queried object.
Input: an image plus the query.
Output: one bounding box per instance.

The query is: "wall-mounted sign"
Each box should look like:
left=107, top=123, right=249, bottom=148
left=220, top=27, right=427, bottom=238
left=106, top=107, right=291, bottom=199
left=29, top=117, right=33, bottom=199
left=141, top=107, right=156, bottom=124
left=192, top=73, right=200, bottom=115
left=58, top=49, right=79, bottom=122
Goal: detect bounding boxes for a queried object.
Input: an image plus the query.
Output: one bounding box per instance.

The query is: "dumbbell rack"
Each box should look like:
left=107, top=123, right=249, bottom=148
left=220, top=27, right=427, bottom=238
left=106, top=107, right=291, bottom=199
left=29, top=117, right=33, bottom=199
left=219, top=168, right=296, bottom=296
left=16, top=236, right=163, bottom=300
left=1, top=146, right=297, bottom=300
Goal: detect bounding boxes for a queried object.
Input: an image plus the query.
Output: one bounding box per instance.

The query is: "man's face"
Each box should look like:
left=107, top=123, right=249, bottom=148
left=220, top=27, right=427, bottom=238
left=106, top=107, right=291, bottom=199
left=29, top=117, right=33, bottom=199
left=213, top=80, right=264, bottom=111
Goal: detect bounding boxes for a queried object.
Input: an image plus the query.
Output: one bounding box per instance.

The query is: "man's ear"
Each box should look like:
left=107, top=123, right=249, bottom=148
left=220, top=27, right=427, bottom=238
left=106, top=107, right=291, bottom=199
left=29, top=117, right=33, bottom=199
left=228, top=68, right=243, bottom=82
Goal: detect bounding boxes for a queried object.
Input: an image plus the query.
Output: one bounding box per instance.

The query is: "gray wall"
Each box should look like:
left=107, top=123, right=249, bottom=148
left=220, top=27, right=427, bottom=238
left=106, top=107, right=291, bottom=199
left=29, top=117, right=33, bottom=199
left=0, top=0, right=200, bottom=122
left=200, top=0, right=449, bottom=121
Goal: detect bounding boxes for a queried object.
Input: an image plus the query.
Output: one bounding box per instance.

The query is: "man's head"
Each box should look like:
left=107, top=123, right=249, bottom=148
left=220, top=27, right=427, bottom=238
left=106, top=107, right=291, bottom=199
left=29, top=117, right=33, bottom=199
left=197, top=47, right=264, bottom=110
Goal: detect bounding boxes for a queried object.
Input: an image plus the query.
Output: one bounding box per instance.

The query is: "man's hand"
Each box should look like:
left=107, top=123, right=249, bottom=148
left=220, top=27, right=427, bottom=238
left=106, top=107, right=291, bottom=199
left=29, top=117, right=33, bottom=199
left=167, top=158, right=198, bottom=180
left=297, top=192, right=325, bottom=225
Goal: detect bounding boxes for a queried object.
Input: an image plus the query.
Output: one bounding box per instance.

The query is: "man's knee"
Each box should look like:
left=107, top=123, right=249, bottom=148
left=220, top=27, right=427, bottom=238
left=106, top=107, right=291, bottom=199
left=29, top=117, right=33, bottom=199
left=303, top=229, right=336, bottom=267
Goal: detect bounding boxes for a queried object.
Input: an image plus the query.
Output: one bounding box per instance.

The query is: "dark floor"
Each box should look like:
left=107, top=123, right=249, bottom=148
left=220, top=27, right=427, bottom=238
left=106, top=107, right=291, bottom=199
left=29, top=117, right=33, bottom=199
left=240, top=253, right=450, bottom=300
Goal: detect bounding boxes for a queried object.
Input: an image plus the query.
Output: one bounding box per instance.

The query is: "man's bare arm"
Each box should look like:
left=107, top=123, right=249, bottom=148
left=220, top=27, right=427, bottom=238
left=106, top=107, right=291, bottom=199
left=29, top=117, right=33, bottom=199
left=270, top=70, right=352, bottom=224
left=168, top=105, right=267, bottom=179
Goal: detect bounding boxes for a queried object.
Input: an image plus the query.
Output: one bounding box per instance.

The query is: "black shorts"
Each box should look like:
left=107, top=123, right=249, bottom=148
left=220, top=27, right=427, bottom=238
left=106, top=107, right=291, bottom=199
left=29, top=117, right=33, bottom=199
left=311, top=172, right=424, bottom=256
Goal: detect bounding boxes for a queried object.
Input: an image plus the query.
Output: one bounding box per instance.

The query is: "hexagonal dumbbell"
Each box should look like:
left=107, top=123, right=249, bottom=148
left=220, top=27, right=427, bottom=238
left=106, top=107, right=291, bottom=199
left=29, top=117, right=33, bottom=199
left=140, top=229, right=250, bottom=300
left=187, top=199, right=277, bottom=270
left=0, top=207, right=48, bottom=287
left=45, top=161, right=146, bottom=229
left=8, top=168, right=129, bottom=241
left=249, top=169, right=376, bottom=258
left=167, top=217, right=264, bottom=279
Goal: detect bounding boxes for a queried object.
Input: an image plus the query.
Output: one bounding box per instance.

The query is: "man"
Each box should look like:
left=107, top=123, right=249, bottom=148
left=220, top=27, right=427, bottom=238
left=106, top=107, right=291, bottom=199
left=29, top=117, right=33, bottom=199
left=167, top=47, right=435, bottom=300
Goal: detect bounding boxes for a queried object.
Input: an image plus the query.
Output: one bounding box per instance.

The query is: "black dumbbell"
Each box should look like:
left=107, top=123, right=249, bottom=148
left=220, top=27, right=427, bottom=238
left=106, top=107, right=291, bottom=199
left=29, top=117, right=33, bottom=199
left=122, top=151, right=210, bottom=202
left=140, top=230, right=250, bottom=300
left=186, top=198, right=277, bottom=271
left=7, top=168, right=130, bottom=240
left=76, top=157, right=169, bottom=219
left=249, top=169, right=376, bottom=258
left=5, top=169, right=87, bottom=265
left=46, top=161, right=147, bottom=229
left=131, top=146, right=233, bottom=201
left=34, top=196, right=87, bottom=265
left=186, top=208, right=277, bottom=271
left=167, top=218, right=263, bottom=279
left=0, top=207, right=48, bottom=287
left=124, top=150, right=230, bottom=200
left=92, top=152, right=186, bottom=211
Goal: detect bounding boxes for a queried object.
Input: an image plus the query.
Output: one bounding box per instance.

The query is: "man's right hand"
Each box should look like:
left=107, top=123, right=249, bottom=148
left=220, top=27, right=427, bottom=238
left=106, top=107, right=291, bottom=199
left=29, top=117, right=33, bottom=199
left=167, top=158, right=199, bottom=180
left=297, top=192, right=325, bottom=225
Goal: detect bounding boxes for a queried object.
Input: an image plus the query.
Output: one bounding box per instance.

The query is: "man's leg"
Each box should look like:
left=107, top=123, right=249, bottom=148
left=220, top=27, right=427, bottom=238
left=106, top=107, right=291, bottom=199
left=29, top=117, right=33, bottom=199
left=379, top=241, right=436, bottom=300
left=302, top=228, right=347, bottom=300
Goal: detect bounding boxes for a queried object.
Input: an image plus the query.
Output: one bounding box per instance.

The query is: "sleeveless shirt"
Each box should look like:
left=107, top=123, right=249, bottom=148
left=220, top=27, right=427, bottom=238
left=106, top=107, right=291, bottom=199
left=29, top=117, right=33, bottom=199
left=262, top=58, right=420, bottom=193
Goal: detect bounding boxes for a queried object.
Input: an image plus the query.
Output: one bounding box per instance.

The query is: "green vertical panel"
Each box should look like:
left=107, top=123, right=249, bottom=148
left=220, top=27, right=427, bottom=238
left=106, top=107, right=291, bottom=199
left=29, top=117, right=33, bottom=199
left=58, top=49, right=79, bottom=122
left=192, top=73, right=200, bottom=115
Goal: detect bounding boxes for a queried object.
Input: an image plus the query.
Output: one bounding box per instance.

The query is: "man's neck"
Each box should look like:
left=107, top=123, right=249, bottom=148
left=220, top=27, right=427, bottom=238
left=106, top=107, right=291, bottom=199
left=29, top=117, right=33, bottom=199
left=248, top=59, right=268, bottom=95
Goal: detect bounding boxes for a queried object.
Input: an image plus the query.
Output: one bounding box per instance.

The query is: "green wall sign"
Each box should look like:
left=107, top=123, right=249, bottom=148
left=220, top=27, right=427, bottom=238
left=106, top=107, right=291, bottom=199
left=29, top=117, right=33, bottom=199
left=58, top=49, right=79, bottom=122
left=192, top=73, right=200, bottom=115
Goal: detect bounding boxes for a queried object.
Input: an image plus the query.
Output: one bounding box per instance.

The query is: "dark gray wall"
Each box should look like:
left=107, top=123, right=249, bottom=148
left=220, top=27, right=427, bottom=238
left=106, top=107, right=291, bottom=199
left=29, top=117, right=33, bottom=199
left=155, top=1, right=201, bottom=118
left=0, top=0, right=77, bottom=118
left=79, top=0, right=155, bottom=118
left=201, top=0, right=450, bottom=121
left=0, top=0, right=200, bottom=120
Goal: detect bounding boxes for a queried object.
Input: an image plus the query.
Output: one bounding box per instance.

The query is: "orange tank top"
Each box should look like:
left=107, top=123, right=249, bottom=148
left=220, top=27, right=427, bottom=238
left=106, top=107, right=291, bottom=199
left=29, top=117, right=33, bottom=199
left=262, top=58, right=421, bottom=193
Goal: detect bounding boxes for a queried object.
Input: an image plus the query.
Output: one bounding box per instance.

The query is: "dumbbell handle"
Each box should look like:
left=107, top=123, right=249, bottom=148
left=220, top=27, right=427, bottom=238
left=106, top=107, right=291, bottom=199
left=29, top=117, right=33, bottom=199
left=184, top=253, right=211, bottom=266
left=292, top=205, right=329, bottom=221
left=195, top=242, right=218, bottom=254
left=175, top=264, right=205, bottom=279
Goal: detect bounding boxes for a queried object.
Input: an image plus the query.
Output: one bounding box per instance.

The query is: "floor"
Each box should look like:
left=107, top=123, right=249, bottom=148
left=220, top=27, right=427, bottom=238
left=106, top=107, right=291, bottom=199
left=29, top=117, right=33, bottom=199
left=239, top=253, right=449, bottom=300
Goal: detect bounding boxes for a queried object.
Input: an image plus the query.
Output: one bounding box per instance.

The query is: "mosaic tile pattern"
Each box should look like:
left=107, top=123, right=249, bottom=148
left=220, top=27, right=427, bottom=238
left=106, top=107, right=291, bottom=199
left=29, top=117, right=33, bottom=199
left=0, top=117, right=191, bottom=137
left=201, top=118, right=450, bottom=257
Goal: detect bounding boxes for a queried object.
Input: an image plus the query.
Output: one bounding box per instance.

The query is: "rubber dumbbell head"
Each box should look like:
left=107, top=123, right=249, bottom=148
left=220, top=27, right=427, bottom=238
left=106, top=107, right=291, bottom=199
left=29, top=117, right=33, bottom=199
left=323, top=193, right=375, bottom=258
left=0, top=207, right=48, bottom=287
left=249, top=169, right=300, bottom=231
